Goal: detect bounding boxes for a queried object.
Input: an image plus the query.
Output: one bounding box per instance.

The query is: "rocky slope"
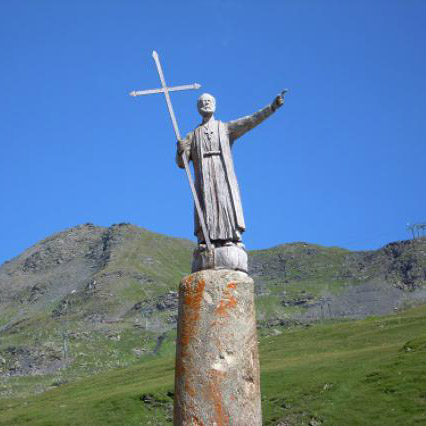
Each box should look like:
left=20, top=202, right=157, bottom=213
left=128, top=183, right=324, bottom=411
left=0, top=224, right=425, bottom=398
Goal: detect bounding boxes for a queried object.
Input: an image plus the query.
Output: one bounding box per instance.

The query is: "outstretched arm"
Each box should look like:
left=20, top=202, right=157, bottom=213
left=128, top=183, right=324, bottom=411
left=227, top=93, right=285, bottom=142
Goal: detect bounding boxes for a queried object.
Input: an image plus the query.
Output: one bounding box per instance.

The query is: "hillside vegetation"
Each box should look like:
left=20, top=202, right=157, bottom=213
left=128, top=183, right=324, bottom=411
left=0, top=224, right=425, bottom=400
left=0, top=304, right=425, bottom=425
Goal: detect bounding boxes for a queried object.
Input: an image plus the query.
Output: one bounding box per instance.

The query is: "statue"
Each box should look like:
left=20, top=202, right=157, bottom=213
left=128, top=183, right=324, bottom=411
left=130, top=50, right=286, bottom=271
left=131, top=51, right=287, bottom=425
left=176, top=93, right=284, bottom=251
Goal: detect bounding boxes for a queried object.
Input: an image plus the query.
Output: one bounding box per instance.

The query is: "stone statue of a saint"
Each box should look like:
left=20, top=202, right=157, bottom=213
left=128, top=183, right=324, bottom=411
left=176, top=93, right=284, bottom=253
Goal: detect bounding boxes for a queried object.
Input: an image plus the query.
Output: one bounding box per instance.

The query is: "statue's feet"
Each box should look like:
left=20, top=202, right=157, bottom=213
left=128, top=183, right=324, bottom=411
left=219, top=240, right=245, bottom=249
left=192, top=240, right=248, bottom=273
left=197, top=240, right=244, bottom=251
left=198, top=242, right=215, bottom=251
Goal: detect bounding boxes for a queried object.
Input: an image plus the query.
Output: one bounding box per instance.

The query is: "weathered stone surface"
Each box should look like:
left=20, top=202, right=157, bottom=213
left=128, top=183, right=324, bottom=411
left=192, top=245, right=248, bottom=273
left=174, top=269, right=261, bottom=425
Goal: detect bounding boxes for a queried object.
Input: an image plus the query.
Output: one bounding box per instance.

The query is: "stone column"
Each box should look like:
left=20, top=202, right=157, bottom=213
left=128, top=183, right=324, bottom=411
left=174, top=269, right=262, bottom=426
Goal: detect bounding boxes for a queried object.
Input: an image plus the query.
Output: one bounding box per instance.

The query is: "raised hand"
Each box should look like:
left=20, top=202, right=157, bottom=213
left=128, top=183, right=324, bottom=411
left=272, top=90, right=287, bottom=111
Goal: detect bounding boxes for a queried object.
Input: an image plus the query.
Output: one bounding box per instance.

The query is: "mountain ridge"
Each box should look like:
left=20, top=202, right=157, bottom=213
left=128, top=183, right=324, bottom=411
left=0, top=223, right=425, bottom=398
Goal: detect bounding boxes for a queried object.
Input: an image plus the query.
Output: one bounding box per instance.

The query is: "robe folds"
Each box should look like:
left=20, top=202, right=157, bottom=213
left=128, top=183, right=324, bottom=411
left=176, top=104, right=275, bottom=243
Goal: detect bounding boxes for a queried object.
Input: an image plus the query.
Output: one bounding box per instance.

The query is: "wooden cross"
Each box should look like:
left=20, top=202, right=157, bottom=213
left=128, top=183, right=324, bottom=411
left=130, top=51, right=212, bottom=251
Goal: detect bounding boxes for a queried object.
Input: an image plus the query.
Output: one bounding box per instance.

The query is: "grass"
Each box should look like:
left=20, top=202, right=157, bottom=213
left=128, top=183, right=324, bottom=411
left=0, top=304, right=425, bottom=425
left=260, top=305, right=426, bottom=425
left=3, top=231, right=423, bottom=405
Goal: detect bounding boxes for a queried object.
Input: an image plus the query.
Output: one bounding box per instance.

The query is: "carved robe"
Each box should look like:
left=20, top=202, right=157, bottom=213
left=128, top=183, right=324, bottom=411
left=176, top=104, right=275, bottom=242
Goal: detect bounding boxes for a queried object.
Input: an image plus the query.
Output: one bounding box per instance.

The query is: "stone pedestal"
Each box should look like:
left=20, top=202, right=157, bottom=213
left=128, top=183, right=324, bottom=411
left=174, top=270, right=262, bottom=426
left=192, top=245, right=248, bottom=273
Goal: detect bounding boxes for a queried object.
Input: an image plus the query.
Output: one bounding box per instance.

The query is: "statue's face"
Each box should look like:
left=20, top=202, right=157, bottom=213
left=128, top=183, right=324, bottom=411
left=197, top=94, right=216, bottom=116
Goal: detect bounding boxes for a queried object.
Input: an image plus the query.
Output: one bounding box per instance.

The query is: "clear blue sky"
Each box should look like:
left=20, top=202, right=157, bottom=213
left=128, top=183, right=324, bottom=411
left=1, top=0, right=425, bottom=264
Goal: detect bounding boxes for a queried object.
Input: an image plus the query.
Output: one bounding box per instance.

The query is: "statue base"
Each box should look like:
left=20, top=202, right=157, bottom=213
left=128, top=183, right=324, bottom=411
left=192, top=244, right=248, bottom=273
left=174, top=269, right=262, bottom=425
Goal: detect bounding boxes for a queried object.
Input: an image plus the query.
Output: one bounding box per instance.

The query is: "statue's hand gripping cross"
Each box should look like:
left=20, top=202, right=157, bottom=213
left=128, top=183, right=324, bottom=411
left=130, top=51, right=212, bottom=251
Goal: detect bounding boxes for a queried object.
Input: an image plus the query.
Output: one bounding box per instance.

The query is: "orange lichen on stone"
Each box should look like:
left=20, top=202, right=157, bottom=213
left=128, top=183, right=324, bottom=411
left=215, top=284, right=237, bottom=317
left=184, top=274, right=194, bottom=286
left=207, top=369, right=230, bottom=426
left=191, top=416, right=205, bottom=426
left=180, top=279, right=205, bottom=347
left=185, top=381, right=196, bottom=398
left=175, top=276, right=206, bottom=420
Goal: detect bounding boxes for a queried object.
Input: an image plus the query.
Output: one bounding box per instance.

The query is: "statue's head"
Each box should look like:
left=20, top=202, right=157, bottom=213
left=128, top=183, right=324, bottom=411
left=197, top=93, right=216, bottom=117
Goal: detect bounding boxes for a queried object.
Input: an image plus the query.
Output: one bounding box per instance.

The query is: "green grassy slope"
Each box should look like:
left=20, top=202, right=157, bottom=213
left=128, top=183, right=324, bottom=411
left=1, top=305, right=425, bottom=426
left=0, top=226, right=425, bottom=404
left=0, top=225, right=194, bottom=398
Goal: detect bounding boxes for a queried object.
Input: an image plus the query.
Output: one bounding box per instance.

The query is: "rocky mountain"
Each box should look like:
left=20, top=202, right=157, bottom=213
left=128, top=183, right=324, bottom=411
left=0, top=224, right=425, bottom=398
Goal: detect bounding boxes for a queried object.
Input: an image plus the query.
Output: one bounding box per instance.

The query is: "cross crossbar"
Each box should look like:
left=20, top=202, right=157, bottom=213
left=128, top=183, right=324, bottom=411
left=130, top=83, right=201, bottom=97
